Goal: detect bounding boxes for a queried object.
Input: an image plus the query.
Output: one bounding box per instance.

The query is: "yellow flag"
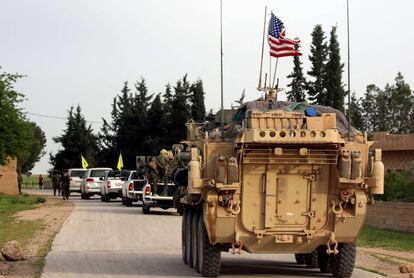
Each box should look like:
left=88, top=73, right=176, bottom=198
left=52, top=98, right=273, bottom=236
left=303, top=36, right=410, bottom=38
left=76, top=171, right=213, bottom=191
left=81, top=155, right=89, bottom=169
left=117, top=152, right=124, bottom=170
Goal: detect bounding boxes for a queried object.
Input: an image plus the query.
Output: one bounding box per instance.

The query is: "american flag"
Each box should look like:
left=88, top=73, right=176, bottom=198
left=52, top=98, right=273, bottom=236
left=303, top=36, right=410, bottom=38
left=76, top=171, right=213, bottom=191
left=268, top=13, right=301, bottom=58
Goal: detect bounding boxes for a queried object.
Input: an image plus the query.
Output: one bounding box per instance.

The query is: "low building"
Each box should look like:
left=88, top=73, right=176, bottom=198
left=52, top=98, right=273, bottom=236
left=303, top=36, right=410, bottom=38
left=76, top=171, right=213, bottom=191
left=371, top=132, right=414, bottom=172
left=0, top=158, right=19, bottom=195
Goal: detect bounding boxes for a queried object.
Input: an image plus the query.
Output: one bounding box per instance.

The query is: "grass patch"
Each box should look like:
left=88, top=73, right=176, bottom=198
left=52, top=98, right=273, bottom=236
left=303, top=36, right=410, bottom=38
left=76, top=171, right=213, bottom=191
left=357, top=225, right=414, bottom=252
left=34, top=235, right=55, bottom=278
left=0, top=195, right=46, bottom=247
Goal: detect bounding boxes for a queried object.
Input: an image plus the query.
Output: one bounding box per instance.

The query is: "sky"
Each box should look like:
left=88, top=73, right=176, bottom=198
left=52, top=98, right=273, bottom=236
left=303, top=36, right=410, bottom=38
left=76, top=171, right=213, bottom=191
left=1, top=0, right=413, bottom=174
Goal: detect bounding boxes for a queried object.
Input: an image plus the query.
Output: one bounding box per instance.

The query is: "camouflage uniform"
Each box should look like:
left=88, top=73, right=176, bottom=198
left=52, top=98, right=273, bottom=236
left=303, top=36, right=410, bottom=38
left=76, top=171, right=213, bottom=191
left=147, top=157, right=159, bottom=195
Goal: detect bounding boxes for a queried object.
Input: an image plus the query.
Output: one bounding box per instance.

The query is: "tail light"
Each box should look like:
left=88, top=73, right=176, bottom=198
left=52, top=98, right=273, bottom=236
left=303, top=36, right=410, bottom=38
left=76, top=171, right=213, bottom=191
left=107, top=181, right=111, bottom=188
left=128, top=182, right=134, bottom=191
left=86, top=178, right=94, bottom=182
left=145, top=186, right=151, bottom=195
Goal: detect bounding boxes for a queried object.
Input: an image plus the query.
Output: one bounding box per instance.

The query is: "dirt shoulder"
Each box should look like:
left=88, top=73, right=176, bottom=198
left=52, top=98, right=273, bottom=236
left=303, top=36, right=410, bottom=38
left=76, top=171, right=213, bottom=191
left=357, top=246, right=414, bottom=277
left=1, top=196, right=73, bottom=278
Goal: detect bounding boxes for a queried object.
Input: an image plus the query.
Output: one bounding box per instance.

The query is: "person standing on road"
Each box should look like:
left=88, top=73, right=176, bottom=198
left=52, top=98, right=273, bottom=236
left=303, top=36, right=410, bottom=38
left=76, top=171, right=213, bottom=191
left=52, top=172, right=61, bottom=196
left=38, top=174, right=44, bottom=189
left=61, top=170, right=70, bottom=200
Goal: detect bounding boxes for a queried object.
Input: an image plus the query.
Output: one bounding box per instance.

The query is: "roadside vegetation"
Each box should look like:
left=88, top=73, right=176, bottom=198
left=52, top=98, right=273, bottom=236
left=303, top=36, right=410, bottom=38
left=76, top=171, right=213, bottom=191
left=0, top=194, right=46, bottom=247
left=357, top=225, right=414, bottom=251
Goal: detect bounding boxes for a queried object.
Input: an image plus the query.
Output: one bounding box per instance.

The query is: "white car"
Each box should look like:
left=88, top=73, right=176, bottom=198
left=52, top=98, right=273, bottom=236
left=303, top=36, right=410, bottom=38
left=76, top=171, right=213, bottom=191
left=80, top=168, right=111, bottom=199
left=68, top=168, right=87, bottom=193
left=100, top=170, right=130, bottom=202
left=121, top=170, right=147, bottom=207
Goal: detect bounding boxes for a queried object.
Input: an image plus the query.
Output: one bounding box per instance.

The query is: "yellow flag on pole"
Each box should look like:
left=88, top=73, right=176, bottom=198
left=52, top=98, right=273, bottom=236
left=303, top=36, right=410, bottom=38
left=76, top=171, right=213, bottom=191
left=117, top=152, right=124, bottom=170
left=81, top=155, right=89, bottom=169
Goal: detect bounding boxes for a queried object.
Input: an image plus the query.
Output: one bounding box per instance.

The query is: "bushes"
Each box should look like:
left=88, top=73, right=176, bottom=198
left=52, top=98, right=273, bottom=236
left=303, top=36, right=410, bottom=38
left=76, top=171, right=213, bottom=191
left=378, top=165, right=414, bottom=202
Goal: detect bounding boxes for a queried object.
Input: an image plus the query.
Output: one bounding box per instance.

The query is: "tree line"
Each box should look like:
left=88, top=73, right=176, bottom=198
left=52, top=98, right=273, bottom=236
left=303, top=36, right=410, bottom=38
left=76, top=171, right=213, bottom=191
left=0, top=68, right=47, bottom=191
left=286, top=25, right=414, bottom=134
left=50, top=75, right=206, bottom=170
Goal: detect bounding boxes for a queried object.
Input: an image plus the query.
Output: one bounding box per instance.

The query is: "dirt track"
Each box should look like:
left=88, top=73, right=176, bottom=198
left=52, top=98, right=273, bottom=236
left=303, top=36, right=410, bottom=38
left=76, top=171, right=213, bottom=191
left=40, top=194, right=382, bottom=278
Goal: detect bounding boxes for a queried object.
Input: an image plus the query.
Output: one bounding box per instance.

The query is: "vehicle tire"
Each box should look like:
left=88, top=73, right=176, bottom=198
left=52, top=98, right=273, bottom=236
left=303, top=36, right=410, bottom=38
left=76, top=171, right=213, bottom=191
left=142, top=204, right=151, bottom=214
left=177, top=206, right=184, bottom=216
left=81, top=193, right=85, bottom=199
left=185, top=209, right=194, bottom=268
left=192, top=210, right=201, bottom=272
left=100, top=194, right=105, bottom=202
left=294, top=253, right=306, bottom=264
left=182, top=208, right=188, bottom=264
left=332, top=243, right=356, bottom=278
left=318, top=247, right=333, bottom=273
left=121, top=197, right=126, bottom=206
left=305, top=250, right=319, bottom=268
left=126, top=199, right=132, bottom=207
left=104, top=194, right=111, bottom=202
left=84, top=194, right=90, bottom=200
left=197, top=214, right=221, bottom=277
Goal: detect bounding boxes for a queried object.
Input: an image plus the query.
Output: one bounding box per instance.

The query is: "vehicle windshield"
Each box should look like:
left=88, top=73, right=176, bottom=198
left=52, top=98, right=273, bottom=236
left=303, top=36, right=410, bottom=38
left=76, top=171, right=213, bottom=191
left=107, top=170, right=130, bottom=180
left=90, top=170, right=108, bottom=178
left=70, top=170, right=87, bottom=178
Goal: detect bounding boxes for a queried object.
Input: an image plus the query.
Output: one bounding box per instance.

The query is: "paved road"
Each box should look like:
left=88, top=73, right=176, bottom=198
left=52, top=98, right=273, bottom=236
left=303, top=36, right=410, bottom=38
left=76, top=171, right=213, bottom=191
left=40, top=193, right=381, bottom=278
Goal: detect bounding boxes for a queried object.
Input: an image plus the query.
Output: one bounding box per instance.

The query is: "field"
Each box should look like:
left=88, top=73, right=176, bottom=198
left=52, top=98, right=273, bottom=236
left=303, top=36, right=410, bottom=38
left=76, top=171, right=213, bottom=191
left=21, top=174, right=51, bottom=189
left=357, top=225, right=414, bottom=252
left=0, top=194, right=46, bottom=247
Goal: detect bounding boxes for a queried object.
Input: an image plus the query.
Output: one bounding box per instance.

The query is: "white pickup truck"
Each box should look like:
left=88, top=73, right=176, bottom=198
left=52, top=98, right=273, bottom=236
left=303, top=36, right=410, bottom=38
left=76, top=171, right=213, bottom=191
left=141, top=181, right=179, bottom=214
left=80, top=168, right=111, bottom=199
left=100, top=170, right=130, bottom=202
left=121, top=170, right=147, bottom=207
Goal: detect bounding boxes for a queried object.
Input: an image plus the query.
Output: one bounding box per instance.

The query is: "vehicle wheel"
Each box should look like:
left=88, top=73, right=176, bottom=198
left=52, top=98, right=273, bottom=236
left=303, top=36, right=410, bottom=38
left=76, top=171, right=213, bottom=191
left=185, top=209, right=194, bottom=268
left=142, top=204, right=151, bottom=214
left=192, top=210, right=201, bottom=272
left=294, top=253, right=306, bottom=264
left=177, top=206, right=184, bottom=216
left=104, top=194, right=111, bottom=202
left=81, top=193, right=85, bottom=199
left=332, top=243, right=356, bottom=278
left=305, top=250, right=319, bottom=268
left=121, top=197, right=126, bottom=206
left=100, top=195, right=105, bottom=202
left=197, top=213, right=221, bottom=277
left=84, top=194, right=90, bottom=200
left=182, top=209, right=188, bottom=264
left=126, top=199, right=132, bottom=207
left=318, top=247, right=333, bottom=273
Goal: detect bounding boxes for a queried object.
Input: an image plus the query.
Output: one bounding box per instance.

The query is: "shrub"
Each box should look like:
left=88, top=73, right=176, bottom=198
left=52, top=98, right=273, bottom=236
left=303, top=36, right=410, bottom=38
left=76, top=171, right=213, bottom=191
left=35, top=197, right=46, bottom=204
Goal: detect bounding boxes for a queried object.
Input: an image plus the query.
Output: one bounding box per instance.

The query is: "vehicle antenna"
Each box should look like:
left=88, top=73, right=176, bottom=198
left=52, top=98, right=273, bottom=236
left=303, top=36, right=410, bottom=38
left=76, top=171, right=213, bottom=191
left=220, top=0, right=224, bottom=135
left=257, top=6, right=267, bottom=91
left=272, top=58, right=279, bottom=88
left=347, top=0, right=351, bottom=140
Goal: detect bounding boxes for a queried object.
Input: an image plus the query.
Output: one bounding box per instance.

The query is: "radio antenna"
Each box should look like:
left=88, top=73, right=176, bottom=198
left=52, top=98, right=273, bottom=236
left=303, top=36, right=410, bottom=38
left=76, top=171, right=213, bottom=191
left=347, top=0, right=351, bottom=140
left=257, top=6, right=267, bottom=90
left=220, top=0, right=224, bottom=133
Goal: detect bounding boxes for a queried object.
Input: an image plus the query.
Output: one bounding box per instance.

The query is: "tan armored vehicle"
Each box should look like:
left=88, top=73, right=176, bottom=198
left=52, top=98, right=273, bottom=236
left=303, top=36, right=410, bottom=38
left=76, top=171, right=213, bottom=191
left=173, top=97, right=384, bottom=278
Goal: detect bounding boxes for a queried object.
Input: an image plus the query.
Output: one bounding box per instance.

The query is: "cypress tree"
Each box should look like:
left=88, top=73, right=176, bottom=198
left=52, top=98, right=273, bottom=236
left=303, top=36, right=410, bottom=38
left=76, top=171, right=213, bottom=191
left=50, top=105, right=98, bottom=170
left=347, top=92, right=363, bottom=131
left=325, top=26, right=345, bottom=111
left=190, top=79, right=206, bottom=121
left=307, top=25, right=327, bottom=105
left=286, top=44, right=307, bottom=102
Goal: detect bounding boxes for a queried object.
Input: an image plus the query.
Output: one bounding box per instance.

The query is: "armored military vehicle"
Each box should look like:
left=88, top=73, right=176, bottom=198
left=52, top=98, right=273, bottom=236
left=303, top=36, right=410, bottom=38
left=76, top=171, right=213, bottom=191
left=173, top=96, right=384, bottom=277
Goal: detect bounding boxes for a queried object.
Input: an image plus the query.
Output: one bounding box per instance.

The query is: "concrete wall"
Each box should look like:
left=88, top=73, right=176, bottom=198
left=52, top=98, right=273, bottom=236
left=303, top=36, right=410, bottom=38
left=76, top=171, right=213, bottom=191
left=366, top=201, right=414, bottom=233
left=0, top=158, right=19, bottom=195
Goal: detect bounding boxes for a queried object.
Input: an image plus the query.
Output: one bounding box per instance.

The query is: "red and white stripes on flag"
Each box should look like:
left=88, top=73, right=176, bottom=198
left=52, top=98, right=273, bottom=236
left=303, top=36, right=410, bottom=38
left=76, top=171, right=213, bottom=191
left=268, top=35, right=301, bottom=58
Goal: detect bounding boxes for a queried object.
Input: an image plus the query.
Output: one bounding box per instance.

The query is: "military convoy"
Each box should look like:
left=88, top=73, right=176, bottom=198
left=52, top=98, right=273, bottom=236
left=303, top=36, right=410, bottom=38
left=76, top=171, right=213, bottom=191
left=161, top=95, right=385, bottom=278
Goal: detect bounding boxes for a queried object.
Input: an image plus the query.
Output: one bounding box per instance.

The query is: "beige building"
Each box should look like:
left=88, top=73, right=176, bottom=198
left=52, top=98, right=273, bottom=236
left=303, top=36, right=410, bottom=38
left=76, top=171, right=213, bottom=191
left=0, top=158, right=19, bottom=195
left=371, top=132, right=414, bottom=172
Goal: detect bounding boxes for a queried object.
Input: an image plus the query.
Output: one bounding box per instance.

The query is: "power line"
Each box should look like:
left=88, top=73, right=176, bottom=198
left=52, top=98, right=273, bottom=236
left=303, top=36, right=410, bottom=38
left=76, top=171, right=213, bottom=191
left=27, top=112, right=103, bottom=124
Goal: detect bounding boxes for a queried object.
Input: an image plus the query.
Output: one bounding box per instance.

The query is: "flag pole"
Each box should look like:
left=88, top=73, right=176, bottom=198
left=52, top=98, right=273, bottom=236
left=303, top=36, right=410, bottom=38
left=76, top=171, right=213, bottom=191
left=257, top=6, right=267, bottom=90
left=347, top=0, right=351, bottom=140
left=272, top=58, right=279, bottom=88
left=269, top=55, right=272, bottom=90
left=220, top=0, right=224, bottom=133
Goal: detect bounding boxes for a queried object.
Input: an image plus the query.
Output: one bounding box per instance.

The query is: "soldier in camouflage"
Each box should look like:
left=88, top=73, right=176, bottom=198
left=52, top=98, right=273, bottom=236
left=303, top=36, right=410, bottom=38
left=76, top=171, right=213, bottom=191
left=147, top=157, right=159, bottom=196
